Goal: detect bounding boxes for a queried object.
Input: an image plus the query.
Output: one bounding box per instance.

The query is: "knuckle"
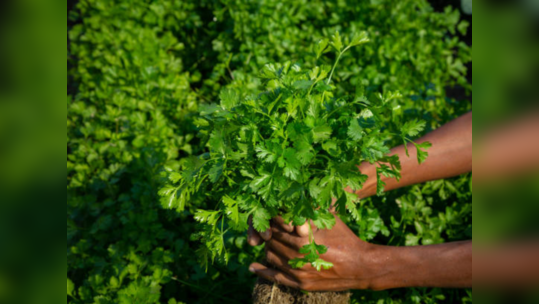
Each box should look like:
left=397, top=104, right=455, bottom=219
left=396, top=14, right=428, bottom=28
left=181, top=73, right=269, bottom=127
left=298, top=238, right=310, bottom=247
left=292, top=270, right=305, bottom=279
left=297, top=272, right=314, bottom=283
left=288, top=268, right=304, bottom=279
left=298, top=281, right=312, bottom=291
left=266, top=254, right=277, bottom=265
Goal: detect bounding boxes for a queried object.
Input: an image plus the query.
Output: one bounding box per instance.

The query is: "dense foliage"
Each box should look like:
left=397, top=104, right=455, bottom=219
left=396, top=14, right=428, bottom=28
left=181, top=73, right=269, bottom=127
left=67, top=0, right=472, bottom=303
left=159, top=33, right=433, bottom=271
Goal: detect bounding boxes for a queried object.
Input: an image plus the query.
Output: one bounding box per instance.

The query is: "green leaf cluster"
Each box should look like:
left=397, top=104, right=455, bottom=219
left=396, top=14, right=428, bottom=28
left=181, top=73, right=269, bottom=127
left=159, top=34, right=430, bottom=270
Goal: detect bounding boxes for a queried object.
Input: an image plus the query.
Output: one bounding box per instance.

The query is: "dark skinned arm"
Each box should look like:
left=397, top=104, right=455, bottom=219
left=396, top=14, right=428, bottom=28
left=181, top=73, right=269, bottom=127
left=249, top=215, right=471, bottom=291
left=250, top=110, right=539, bottom=290
left=249, top=112, right=473, bottom=245
left=248, top=112, right=473, bottom=290
left=354, top=111, right=472, bottom=199
left=249, top=113, right=472, bottom=291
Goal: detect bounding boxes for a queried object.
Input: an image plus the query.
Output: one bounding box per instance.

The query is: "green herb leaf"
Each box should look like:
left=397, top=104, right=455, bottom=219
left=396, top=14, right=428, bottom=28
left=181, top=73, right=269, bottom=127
left=312, top=259, right=334, bottom=271
left=219, top=88, right=240, bottom=110
left=347, top=118, right=363, bottom=141
left=288, top=258, right=307, bottom=269
left=414, top=141, right=432, bottom=164
left=250, top=172, right=271, bottom=191
left=402, top=119, right=426, bottom=137
left=330, top=31, right=343, bottom=52
left=312, top=124, right=332, bottom=143
left=194, top=210, right=221, bottom=226
left=349, top=31, right=370, bottom=47
left=312, top=210, right=336, bottom=230
left=314, top=38, right=329, bottom=59
left=208, top=160, right=224, bottom=183
left=252, top=205, right=271, bottom=232
left=295, top=139, right=315, bottom=165
left=223, top=195, right=239, bottom=224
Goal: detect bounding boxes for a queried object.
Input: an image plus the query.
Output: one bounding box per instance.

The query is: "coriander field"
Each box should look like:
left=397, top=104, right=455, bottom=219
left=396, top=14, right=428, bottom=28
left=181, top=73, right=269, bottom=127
left=67, top=0, right=472, bottom=303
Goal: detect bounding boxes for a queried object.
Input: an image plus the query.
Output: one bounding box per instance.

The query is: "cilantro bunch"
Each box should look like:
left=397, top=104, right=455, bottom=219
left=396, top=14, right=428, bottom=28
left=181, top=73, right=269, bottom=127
left=159, top=32, right=430, bottom=271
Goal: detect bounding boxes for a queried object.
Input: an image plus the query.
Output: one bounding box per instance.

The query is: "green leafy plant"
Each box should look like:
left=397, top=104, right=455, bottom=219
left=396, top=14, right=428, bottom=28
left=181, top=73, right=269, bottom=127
left=68, top=0, right=471, bottom=302
left=159, top=32, right=430, bottom=270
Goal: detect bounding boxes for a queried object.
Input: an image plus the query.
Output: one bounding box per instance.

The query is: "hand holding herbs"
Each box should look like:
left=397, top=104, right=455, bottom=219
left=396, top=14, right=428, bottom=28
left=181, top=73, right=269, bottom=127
left=250, top=213, right=472, bottom=291
left=249, top=112, right=474, bottom=247
left=158, top=32, right=431, bottom=271
left=250, top=214, right=378, bottom=291
left=249, top=112, right=473, bottom=291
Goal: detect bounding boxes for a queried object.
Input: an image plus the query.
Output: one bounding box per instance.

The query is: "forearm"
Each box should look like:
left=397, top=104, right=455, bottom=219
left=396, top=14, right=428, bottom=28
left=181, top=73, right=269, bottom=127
left=355, top=112, right=473, bottom=199
left=365, top=241, right=472, bottom=290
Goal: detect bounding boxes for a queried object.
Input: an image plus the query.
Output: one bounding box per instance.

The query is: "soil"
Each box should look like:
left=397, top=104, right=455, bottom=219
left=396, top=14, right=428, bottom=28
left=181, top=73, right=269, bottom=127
left=252, top=277, right=351, bottom=304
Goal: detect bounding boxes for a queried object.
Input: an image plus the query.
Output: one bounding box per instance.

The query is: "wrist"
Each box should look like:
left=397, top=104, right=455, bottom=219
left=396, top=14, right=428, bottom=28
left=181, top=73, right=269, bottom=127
left=355, top=245, right=420, bottom=291
left=355, top=162, right=377, bottom=199
left=345, top=242, right=398, bottom=290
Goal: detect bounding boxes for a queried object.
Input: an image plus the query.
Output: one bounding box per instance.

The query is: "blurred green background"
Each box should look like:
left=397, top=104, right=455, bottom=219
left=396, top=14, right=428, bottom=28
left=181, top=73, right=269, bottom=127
left=64, top=0, right=473, bottom=303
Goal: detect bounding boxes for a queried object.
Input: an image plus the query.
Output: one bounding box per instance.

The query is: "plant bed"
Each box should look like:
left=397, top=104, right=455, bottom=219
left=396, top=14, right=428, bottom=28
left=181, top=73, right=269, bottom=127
left=253, top=277, right=351, bottom=304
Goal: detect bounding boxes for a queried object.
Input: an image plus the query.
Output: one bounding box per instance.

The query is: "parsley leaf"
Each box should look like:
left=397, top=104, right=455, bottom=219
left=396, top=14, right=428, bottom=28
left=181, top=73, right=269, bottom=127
left=194, top=210, right=221, bottom=226
left=288, top=258, right=307, bottom=269
left=414, top=141, right=432, bottom=164
left=208, top=160, right=224, bottom=183
left=252, top=205, right=271, bottom=232
left=330, top=31, right=343, bottom=52
left=255, top=144, right=278, bottom=163
left=313, top=210, right=336, bottom=230
left=347, top=118, right=363, bottom=141
left=283, top=148, right=301, bottom=181
left=295, top=139, right=315, bottom=165
left=223, top=195, right=239, bottom=225
left=314, top=39, right=329, bottom=59
left=312, top=259, right=334, bottom=271
left=312, top=124, right=332, bottom=143
left=401, top=119, right=426, bottom=137
left=250, top=172, right=271, bottom=192
left=349, top=31, right=370, bottom=47
left=219, top=88, right=240, bottom=110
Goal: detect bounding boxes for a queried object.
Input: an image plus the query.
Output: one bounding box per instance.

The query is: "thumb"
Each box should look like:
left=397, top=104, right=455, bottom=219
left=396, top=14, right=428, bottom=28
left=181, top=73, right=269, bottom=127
left=296, top=220, right=317, bottom=237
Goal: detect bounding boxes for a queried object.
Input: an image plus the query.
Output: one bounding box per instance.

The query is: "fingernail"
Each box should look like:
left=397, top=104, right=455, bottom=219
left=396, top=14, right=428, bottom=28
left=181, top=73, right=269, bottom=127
left=249, top=266, right=255, bottom=273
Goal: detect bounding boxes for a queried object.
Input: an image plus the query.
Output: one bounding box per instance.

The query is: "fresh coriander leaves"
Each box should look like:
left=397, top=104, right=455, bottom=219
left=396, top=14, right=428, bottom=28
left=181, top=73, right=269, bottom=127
left=158, top=31, right=431, bottom=272
left=348, top=118, right=364, bottom=141
left=399, top=119, right=432, bottom=164
left=289, top=239, right=333, bottom=271
left=414, top=141, right=433, bottom=164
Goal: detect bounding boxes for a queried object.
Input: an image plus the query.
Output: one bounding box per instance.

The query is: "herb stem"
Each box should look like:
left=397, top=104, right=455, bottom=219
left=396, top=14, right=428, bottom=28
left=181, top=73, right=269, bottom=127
left=326, top=52, right=343, bottom=85
left=307, top=80, right=319, bottom=96
left=325, top=100, right=366, bottom=118
left=308, top=218, right=314, bottom=244
left=316, top=154, right=332, bottom=163
left=327, top=45, right=354, bottom=85
left=221, top=216, right=228, bottom=257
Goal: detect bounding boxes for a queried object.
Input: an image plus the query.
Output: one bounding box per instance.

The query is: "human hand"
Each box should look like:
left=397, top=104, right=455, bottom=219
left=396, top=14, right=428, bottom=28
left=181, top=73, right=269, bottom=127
left=248, top=214, right=389, bottom=291
left=246, top=196, right=364, bottom=247
left=247, top=215, right=312, bottom=246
